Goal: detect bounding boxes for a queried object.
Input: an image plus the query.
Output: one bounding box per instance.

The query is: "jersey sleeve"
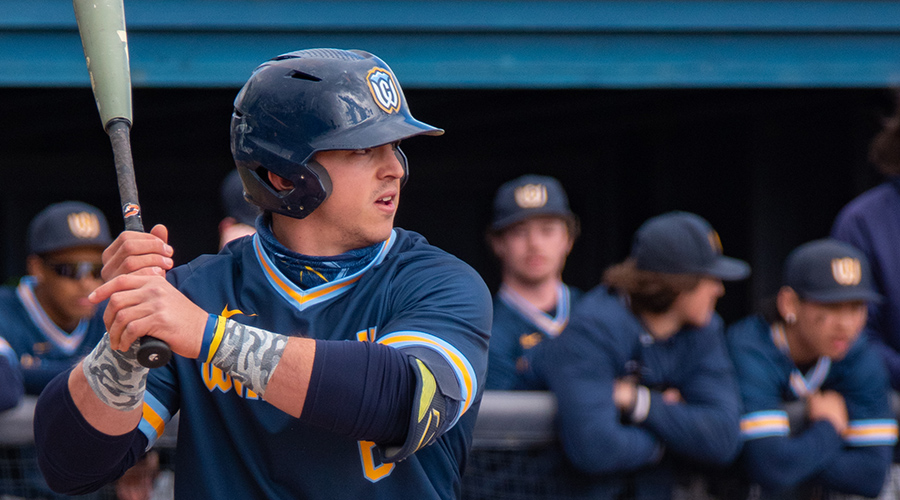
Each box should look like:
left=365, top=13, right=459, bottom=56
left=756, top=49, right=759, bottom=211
left=372, top=256, right=492, bottom=430
left=33, top=369, right=147, bottom=495
left=639, top=319, right=742, bottom=466
left=813, top=339, right=898, bottom=496
left=530, top=297, right=662, bottom=475
left=0, top=337, right=23, bottom=411
left=137, top=361, right=181, bottom=450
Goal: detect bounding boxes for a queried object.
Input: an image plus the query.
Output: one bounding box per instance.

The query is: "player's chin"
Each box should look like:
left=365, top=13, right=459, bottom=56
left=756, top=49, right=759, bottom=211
left=362, top=223, right=394, bottom=246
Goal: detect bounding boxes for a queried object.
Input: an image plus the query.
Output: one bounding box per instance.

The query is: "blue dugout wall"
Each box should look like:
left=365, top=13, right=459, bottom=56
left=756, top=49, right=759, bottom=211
left=4, top=0, right=900, bottom=89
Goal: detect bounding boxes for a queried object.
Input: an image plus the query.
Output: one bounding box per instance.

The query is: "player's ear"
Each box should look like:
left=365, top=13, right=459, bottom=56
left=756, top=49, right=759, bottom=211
left=267, top=171, right=294, bottom=191
left=26, top=255, right=45, bottom=283
left=776, top=286, right=800, bottom=323
left=486, top=231, right=506, bottom=259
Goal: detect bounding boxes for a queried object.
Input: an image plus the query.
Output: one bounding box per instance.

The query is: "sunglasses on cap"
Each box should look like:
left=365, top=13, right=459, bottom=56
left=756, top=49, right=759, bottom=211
left=45, top=261, right=103, bottom=280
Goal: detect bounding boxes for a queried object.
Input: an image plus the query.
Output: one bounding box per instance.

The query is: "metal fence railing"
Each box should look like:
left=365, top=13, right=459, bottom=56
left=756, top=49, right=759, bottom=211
left=0, top=392, right=893, bottom=500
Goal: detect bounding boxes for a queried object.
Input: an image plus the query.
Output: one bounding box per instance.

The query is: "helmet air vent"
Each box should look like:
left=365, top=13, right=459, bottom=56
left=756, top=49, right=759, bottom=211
left=288, top=70, right=321, bottom=82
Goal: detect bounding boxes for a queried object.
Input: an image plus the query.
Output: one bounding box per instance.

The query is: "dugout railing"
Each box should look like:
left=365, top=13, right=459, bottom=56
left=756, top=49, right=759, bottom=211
left=0, top=391, right=885, bottom=500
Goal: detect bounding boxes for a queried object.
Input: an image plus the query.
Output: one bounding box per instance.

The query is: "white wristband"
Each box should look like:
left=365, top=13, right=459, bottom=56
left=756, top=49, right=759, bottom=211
left=631, top=385, right=651, bottom=423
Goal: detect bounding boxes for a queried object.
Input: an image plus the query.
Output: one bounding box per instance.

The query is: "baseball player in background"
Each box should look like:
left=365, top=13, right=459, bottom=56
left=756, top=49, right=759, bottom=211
left=218, top=169, right=259, bottom=250
left=33, top=49, right=492, bottom=499
left=485, top=174, right=581, bottom=391
left=0, top=201, right=111, bottom=499
left=529, top=211, right=750, bottom=499
left=830, top=93, right=900, bottom=500
left=0, top=201, right=111, bottom=396
left=727, top=239, right=897, bottom=499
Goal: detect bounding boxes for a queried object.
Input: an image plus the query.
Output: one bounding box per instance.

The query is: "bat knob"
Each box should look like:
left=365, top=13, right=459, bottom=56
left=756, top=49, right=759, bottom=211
left=138, top=337, right=172, bottom=368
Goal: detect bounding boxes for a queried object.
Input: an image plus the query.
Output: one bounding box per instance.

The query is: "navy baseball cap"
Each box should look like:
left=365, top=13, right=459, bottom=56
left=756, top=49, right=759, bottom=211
left=631, top=211, right=750, bottom=280
left=490, top=174, right=576, bottom=232
left=221, top=170, right=260, bottom=226
left=783, top=239, right=881, bottom=304
left=27, top=201, right=112, bottom=255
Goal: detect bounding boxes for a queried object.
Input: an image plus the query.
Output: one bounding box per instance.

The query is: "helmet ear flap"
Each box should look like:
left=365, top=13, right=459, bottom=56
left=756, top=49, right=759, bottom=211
left=305, top=160, right=333, bottom=199
left=395, top=145, right=410, bottom=187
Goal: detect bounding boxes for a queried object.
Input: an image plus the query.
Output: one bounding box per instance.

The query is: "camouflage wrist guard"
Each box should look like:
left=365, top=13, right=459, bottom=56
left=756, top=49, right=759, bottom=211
left=211, top=319, right=288, bottom=397
left=82, top=333, right=149, bottom=412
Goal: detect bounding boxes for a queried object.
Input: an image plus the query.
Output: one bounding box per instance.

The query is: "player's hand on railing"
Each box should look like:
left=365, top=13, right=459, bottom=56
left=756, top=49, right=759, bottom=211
left=89, top=273, right=206, bottom=358
left=807, top=390, right=848, bottom=435
left=101, top=224, right=174, bottom=281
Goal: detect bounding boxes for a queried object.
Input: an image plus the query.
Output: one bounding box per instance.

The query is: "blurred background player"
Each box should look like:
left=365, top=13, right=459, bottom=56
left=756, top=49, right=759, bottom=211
left=727, top=239, right=896, bottom=499
left=830, top=96, right=900, bottom=499
left=1, top=201, right=111, bottom=395
left=219, top=169, right=259, bottom=250
left=530, top=211, right=750, bottom=498
left=485, top=174, right=580, bottom=390
left=831, top=95, right=900, bottom=391
left=0, top=201, right=111, bottom=499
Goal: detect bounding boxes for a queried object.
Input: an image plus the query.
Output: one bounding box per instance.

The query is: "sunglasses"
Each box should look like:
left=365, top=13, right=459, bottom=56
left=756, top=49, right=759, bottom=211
left=45, top=261, right=103, bottom=280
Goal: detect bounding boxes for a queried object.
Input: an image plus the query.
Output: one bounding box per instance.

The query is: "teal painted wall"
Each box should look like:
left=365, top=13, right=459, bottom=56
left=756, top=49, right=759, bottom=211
left=4, top=1, right=900, bottom=88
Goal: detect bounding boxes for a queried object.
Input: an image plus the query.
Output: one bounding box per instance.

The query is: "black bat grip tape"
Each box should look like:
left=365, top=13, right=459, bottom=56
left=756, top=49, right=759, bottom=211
left=108, top=120, right=173, bottom=369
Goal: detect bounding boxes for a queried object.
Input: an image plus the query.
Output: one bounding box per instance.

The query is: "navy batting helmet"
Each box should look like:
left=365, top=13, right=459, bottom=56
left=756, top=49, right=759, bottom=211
left=231, top=48, right=443, bottom=219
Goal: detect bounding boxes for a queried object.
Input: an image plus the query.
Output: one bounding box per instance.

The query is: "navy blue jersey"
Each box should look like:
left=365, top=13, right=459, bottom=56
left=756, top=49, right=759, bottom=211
left=0, top=336, right=23, bottom=411
left=0, top=277, right=107, bottom=395
left=727, top=315, right=897, bottom=497
left=530, top=285, right=742, bottom=498
left=832, top=177, right=900, bottom=390
left=486, top=284, right=581, bottom=390
left=136, top=229, right=490, bottom=499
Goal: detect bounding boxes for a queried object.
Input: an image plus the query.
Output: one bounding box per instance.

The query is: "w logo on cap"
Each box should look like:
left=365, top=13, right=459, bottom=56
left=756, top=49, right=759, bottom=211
left=514, top=184, right=548, bottom=209
left=366, top=67, right=401, bottom=114
left=67, top=212, right=101, bottom=239
left=831, top=258, right=862, bottom=286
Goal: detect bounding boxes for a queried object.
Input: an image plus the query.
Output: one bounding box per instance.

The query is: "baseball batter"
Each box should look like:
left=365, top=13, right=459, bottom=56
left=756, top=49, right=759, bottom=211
left=33, top=49, right=491, bottom=499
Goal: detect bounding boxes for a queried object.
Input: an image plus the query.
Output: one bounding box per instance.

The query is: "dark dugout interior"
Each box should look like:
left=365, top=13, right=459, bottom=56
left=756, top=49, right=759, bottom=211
left=0, top=87, right=894, bottom=324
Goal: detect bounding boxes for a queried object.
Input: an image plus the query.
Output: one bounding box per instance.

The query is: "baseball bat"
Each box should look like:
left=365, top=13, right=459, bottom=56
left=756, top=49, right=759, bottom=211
left=73, top=0, right=171, bottom=368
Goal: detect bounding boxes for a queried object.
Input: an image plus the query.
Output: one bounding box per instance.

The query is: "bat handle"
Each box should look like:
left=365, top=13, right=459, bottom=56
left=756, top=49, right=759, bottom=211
left=107, top=120, right=172, bottom=369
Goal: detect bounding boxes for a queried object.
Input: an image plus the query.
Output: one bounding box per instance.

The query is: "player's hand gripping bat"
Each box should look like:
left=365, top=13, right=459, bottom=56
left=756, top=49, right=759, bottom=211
left=73, top=0, right=171, bottom=368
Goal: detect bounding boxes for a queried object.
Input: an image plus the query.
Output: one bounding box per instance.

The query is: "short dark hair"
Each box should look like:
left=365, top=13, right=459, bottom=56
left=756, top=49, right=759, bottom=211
left=602, top=258, right=701, bottom=315
left=870, top=90, right=900, bottom=176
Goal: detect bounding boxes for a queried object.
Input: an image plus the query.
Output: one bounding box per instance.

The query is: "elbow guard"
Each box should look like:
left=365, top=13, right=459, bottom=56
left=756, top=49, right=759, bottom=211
left=381, top=358, right=459, bottom=462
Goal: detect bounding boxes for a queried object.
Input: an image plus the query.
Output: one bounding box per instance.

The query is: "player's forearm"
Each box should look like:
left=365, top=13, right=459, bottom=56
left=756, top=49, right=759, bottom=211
left=742, top=421, right=843, bottom=492
left=258, top=336, right=315, bottom=417
left=68, top=361, right=142, bottom=435
left=641, top=394, right=742, bottom=465
left=817, top=445, right=891, bottom=497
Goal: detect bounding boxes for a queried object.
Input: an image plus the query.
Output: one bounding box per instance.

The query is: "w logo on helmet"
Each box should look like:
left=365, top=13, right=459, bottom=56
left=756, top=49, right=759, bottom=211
left=367, top=67, right=401, bottom=114
left=67, top=212, right=101, bottom=239
left=832, top=258, right=862, bottom=286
